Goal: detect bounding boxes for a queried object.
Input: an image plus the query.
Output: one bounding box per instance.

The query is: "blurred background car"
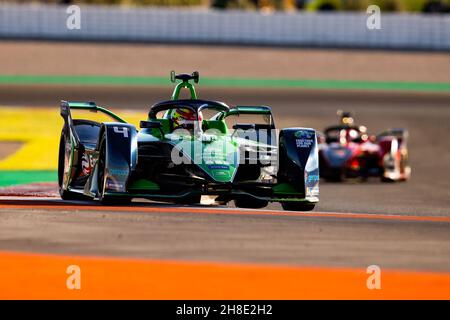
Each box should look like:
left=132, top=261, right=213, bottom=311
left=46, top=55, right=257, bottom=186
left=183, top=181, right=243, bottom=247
left=210, top=0, right=450, bottom=12
left=318, top=111, right=411, bottom=182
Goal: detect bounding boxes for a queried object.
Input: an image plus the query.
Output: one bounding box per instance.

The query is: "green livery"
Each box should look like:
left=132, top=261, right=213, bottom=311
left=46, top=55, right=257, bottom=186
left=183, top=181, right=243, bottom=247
left=58, top=71, right=319, bottom=211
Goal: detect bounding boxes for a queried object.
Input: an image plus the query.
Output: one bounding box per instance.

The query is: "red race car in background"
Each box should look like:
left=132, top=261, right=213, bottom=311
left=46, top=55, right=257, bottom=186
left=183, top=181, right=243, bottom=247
left=318, top=111, right=411, bottom=182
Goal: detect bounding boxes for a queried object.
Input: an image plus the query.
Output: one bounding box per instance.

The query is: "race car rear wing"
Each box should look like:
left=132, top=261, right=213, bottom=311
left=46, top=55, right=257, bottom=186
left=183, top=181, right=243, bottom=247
left=221, top=105, right=275, bottom=128
left=232, top=105, right=272, bottom=113
left=222, top=105, right=276, bottom=146
left=377, top=128, right=409, bottom=140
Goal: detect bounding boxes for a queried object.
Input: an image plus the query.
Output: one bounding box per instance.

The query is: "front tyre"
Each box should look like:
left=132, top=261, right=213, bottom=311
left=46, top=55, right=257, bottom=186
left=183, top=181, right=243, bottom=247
left=380, top=176, right=396, bottom=183
left=281, top=202, right=315, bottom=212
left=58, top=131, right=85, bottom=200
left=234, top=197, right=268, bottom=209
left=174, top=194, right=201, bottom=205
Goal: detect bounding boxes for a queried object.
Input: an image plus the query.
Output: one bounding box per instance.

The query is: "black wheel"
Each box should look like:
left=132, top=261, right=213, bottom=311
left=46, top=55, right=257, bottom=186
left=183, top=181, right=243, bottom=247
left=381, top=176, right=396, bottom=183
left=234, top=197, right=268, bottom=209
left=318, top=4, right=336, bottom=11
left=99, top=195, right=131, bottom=206
left=281, top=202, right=315, bottom=212
left=97, top=135, right=131, bottom=206
left=423, top=1, right=443, bottom=13
left=324, top=168, right=346, bottom=182
left=174, top=194, right=201, bottom=205
left=58, top=131, right=85, bottom=200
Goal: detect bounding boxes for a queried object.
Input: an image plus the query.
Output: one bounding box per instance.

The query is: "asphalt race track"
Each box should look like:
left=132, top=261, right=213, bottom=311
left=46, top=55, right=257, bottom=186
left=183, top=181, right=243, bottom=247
left=0, top=85, right=449, bottom=288
left=1, top=84, right=449, bottom=215
left=1, top=198, right=450, bottom=273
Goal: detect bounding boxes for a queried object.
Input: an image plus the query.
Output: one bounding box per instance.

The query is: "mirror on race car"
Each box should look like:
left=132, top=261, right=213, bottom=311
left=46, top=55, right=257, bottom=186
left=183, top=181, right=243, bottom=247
left=233, top=123, right=256, bottom=131
left=140, top=120, right=162, bottom=129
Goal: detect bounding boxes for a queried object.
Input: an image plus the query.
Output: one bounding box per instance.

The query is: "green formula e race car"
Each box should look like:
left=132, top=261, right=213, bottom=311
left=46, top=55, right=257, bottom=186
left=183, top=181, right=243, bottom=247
left=58, top=71, right=319, bottom=211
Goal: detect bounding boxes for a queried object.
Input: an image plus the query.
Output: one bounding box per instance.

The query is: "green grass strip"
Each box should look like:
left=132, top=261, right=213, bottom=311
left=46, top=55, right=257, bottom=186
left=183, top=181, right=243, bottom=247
left=0, top=170, right=57, bottom=188
left=0, top=75, right=449, bottom=93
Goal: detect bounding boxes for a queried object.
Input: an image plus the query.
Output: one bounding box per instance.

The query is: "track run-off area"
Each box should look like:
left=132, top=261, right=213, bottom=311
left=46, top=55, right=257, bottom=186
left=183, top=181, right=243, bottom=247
left=0, top=198, right=449, bottom=299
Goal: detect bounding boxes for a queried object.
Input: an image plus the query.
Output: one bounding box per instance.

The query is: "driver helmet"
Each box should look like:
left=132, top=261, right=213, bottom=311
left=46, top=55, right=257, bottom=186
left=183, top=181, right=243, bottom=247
left=171, top=107, right=203, bottom=131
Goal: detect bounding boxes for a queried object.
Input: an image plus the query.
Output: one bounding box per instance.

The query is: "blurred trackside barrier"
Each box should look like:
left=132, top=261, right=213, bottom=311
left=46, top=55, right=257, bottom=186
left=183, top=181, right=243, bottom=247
left=0, top=4, right=449, bottom=50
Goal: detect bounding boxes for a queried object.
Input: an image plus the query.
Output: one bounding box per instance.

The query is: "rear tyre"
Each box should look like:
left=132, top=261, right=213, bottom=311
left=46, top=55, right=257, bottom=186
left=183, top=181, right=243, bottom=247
left=281, top=202, right=315, bottom=212
left=318, top=4, right=336, bottom=11
left=97, top=135, right=131, bottom=206
left=58, top=131, right=86, bottom=200
left=234, top=197, right=268, bottom=209
left=325, top=169, right=346, bottom=182
left=381, top=176, right=396, bottom=183
left=423, top=1, right=443, bottom=13
left=174, top=194, right=201, bottom=205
